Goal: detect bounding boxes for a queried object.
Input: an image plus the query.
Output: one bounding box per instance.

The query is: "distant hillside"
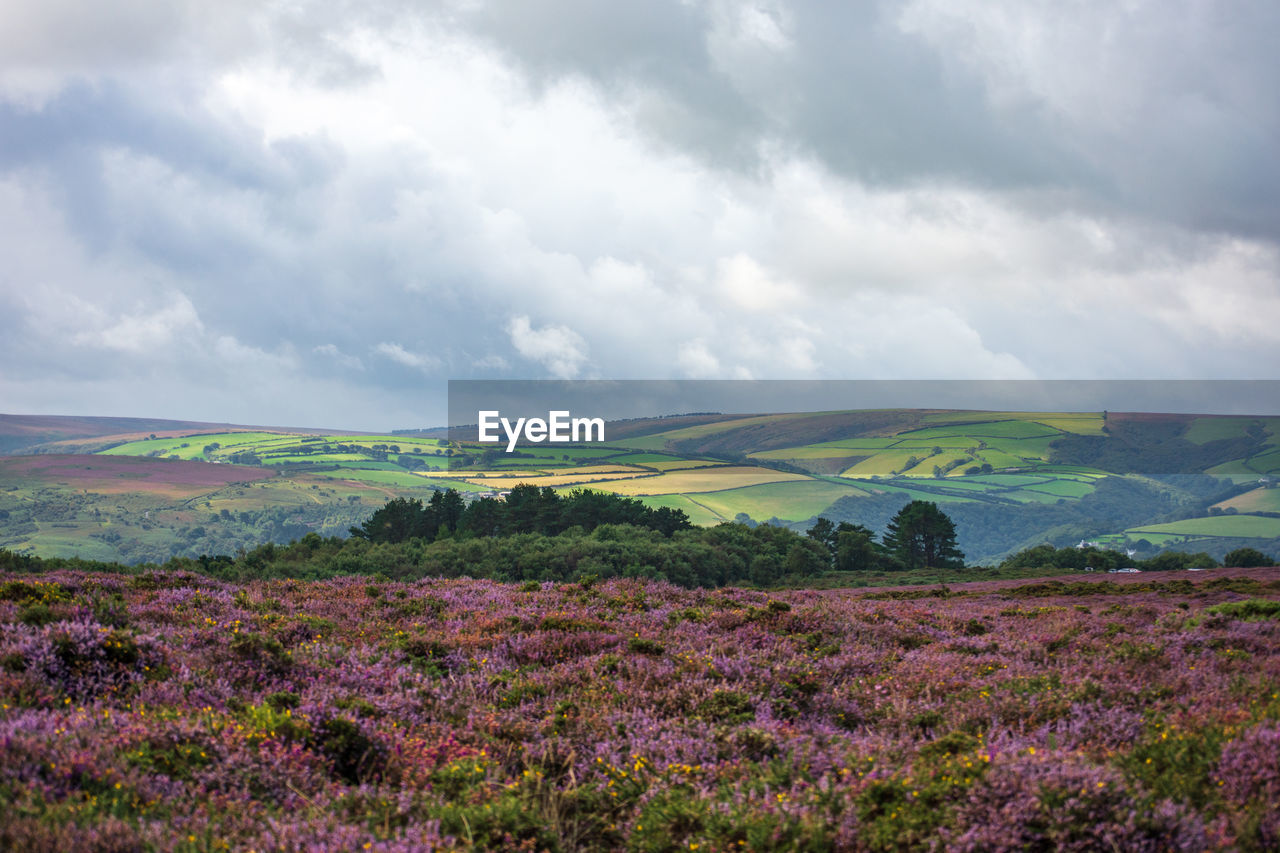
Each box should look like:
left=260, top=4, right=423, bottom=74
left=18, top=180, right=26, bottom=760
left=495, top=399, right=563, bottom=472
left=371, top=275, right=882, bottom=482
left=3, top=408, right=1278, bottom=565
left=0, top=414, right=359, bottom=455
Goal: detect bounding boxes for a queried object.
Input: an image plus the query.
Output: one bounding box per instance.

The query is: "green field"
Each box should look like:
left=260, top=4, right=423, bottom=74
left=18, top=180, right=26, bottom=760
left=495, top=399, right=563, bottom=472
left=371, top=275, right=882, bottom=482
left=633, top=493, right=726, bottom=526
left=99, top=432, right=297, bottom=458
left=1022, top=479, right=1096, bottom=498
left=1128, top=515, right=1280, bottom=540
left=750, top=446, right=875, bottom=460
left=1184, top=416, right=1272, bottom=444
left=1247, top=448, right=1280, bottom=474
left=1216, top=487, right=1280, bottom=513
left=802, top=438, right=905, bottom=450
left=904, top=420, right=1061, bottom=440
left=680, top=480, right=872, bottom=523
left=7, top=407, right=1280, bottom=564
left=0, top=456, right=387, bottom=563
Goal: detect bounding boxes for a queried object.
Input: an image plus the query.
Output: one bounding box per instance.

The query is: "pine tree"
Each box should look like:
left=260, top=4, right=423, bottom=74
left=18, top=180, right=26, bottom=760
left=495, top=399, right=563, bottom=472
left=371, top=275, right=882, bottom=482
left=882, top=501, right=965, bottom=569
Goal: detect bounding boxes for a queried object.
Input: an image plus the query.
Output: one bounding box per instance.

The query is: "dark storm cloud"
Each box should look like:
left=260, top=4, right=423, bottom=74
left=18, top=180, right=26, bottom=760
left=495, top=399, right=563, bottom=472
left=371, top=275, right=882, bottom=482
left=0, top=0, right=1277, bottom=429
left=454, top=0, right=1280, bottom=239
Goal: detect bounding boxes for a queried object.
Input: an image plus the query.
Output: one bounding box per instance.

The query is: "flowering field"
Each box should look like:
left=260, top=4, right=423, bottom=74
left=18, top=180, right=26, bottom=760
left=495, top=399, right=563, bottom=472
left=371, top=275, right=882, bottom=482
left=2, top=568, right=1279, bottom=851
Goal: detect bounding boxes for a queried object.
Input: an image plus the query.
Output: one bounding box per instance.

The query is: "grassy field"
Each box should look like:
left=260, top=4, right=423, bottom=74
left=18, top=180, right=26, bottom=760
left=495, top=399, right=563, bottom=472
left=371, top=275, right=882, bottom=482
left=459, top=471, right=658, bottom=490
left=633, top=493, right=727, bottom=526
left=6, top=408, right=1280, bottom=562
left=1184, top=416, right=1271, bottom=444
left=680, top=479, right=871, bottom=522
left=596, top=466, right=808, bottom=496
left=1215, top=487, right=1280, bottom=513
left=1127, top=515, right=1280, bottom=540
left=0, top=457, right=391, bottom=563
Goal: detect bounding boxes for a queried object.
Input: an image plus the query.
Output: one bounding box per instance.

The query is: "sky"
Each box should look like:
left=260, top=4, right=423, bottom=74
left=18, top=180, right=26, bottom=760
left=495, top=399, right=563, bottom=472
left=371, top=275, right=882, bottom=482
left=1, top=0, right=1277, bottom=430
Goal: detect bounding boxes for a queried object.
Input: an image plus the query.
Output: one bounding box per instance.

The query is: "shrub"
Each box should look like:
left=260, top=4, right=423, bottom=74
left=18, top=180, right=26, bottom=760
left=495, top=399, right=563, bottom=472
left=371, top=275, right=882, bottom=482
left=942, top=756, right=1205, bottom=851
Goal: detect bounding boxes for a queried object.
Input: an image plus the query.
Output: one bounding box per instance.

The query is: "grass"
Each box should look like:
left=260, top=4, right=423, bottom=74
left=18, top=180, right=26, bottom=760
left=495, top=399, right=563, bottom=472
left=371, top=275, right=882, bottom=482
left=962, top=474, right=1055, bottom=487
left=839, top=451, right=929, bottom=478
left=681, top=479, right=871, bottom=522
left=1030, top=416, right=1108, bottom=435
left=1215, top=487, right=1280, bottom=513
left=598, top=466, right=809, bottom=496
left=99, top=431, right=302, bottom=457
left=1127, top=515, right=1280, bottom=539
left=903, top=420, right=1062, bottom=439
left=801, top=438, right=905, bottom=450
left=460, top=471, right=658, bottom=490
left=750, top=446, right=883, bottom=460
left=1245, top=447, right=1280, bottom=475
left=1205, top=458, right=1267, bottom=482
left=982, top=435, right=1062, bottom=458
left=490, top=446, right=630, bottom=460
left=852, top=482, right=977, bottom=503
left=1183, top=416, right=1274, bottom=444
left=1021, top=479, right=1096, bottom=498
left=965, top=449, right=1028, bottom=469
left=597, top=452, right=688, bottom=466
left=889, top=437, right=981, bottom=449
left=10, top=407, right=1280, bottom=564
left=307, top=469, right=444, bottom=489
left=899, top=452, right=975, bottom=476
left=921, top=479, right=999, bottom=492
left=634, top=494, right=727, bottom=526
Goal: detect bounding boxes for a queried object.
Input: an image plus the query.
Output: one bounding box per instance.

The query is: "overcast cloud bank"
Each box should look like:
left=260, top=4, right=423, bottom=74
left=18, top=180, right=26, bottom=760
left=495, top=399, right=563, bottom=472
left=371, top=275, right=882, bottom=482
left=1, top=0, right=1277, bottom=429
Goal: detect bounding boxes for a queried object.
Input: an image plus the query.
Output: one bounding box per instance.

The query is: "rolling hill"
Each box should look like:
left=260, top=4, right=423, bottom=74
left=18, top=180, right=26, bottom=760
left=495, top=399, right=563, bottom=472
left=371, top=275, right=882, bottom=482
left=2, top=410, right=1277, bottom=564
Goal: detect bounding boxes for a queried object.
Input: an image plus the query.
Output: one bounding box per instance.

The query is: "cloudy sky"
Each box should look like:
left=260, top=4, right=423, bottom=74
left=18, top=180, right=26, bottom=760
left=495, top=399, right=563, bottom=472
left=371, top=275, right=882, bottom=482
left=1, top=0, right=1277, bottom=430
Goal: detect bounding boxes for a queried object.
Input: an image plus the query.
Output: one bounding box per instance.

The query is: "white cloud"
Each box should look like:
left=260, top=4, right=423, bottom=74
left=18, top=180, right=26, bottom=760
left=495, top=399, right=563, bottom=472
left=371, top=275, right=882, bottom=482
left=472, top=354, right=510, bottom=371
left=313, top=343, right=364, bottom=370
left=715, top=253, right=797, bottom=313
left=507, top=315, right=588, bottom=378
left=71, top=293, right=203, bottom=353
left=373, top=342, right=438, bottom=371
left=677, top=339, right=721, bottom=378
left=214, top=335, right=297, bottom=370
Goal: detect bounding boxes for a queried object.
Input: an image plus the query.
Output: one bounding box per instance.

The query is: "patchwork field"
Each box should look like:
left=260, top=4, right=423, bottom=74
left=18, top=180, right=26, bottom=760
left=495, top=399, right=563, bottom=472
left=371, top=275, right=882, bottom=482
left=1127, top=515, right=1280, bottom=541
left=0, top=454, right=275, bottom=497
left=1215, top=487, right=1280, bottom=513
left=675, top=479, right=872, bottom=523
left=591, top=465, right=808, bottom=496
left=4, top=409, right=1279, bottom=563
left=0, top=455, right=421, bottom=564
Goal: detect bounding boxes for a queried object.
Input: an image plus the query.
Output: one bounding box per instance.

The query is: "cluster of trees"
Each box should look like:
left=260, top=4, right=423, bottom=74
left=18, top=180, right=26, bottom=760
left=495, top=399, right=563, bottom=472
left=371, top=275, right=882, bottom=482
left=349, top=486, right=694, bottom=543
left=1000, top=543, right=1275, bottom=572
left=806, top=500, right=965, bottom=571
left=819, top=475, right=1246, bottom=565
left=1, top=496, right=971, bottom=588
left=6, top=523, right=832, bottom=588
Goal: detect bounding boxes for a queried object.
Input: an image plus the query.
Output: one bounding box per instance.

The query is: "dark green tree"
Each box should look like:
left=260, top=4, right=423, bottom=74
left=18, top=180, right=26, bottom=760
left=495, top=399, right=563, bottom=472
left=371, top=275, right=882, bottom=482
left=350, top=497, right=427, bottom=543
left=807, top=517, right=838, bottom=556
left=881, top=501, right=964, bottom=569
left=1222, top=547, right=1273, bottom=568
left=784, top=540, right=829, bottom=576
left=458, top=497, right=504, bottom=538
left=834, top=523, right=885, bottom=571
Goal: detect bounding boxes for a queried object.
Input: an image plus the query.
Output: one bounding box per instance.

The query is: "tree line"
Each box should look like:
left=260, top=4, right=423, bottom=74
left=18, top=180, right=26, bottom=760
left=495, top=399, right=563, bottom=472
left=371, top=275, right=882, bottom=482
left=999, top=542, right=1275, bottom=572
left=0, top=494, right=970, bottom=588
left=348, top=486, right=695, bottom=542
left=805, top=499, right=964, bottom=571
